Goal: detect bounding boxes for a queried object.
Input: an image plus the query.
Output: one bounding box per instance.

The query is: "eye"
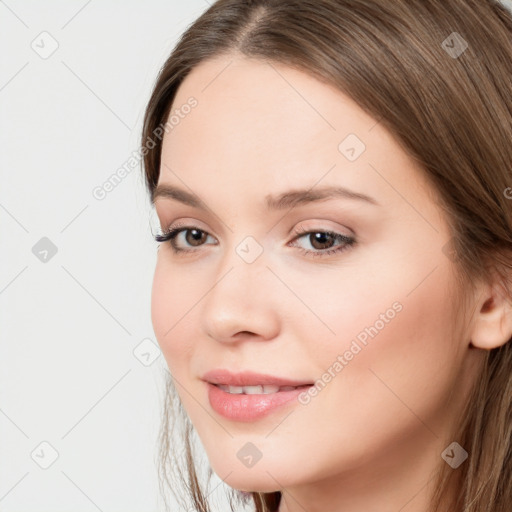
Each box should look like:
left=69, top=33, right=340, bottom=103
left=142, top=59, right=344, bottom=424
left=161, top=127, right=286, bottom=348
left=154, top=222, right=356, bottom=258
left=289, top=225, right=356, bottom=258
left=154, top=222, right=217, bottom=254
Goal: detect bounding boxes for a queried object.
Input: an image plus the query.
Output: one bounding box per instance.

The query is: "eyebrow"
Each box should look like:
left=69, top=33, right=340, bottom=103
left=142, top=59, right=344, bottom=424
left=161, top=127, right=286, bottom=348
left=152, top=184, right=380, bottom=210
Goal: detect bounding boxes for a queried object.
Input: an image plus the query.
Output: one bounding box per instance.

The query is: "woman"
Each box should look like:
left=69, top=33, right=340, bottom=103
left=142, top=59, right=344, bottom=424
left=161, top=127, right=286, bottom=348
left=141, top=1, right=512, bottom=511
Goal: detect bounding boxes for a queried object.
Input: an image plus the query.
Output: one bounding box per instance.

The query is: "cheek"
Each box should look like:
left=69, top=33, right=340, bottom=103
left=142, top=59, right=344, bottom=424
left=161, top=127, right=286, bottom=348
left=150, top=258, right=196, bottom=371
left=305, top=255, right=461, bottom=438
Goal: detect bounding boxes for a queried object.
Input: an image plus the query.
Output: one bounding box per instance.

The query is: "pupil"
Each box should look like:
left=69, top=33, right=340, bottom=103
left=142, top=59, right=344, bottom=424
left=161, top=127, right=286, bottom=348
left=312, top=232, right=333, bottom=249
left=188, top=229, right=205, bottom=246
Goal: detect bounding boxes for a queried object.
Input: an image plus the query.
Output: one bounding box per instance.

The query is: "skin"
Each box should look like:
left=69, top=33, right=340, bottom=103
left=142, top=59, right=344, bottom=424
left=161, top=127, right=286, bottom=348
left=151, top=54, right=512, bottom=512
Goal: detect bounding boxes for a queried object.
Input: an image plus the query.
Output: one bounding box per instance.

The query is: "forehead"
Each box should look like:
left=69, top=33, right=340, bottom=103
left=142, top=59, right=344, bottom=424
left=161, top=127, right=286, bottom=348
left=165, top=55, right=377, bottom=160
left=159, top=55, right=433, bottom=214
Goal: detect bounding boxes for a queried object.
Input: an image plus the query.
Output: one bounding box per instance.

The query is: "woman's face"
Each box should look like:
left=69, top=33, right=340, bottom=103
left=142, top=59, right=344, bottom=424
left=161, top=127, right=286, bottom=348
left=151, top=55, right=483, bottom=500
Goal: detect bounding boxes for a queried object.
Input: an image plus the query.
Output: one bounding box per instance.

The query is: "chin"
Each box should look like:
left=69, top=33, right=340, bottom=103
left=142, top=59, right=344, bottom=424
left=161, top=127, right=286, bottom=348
left=207, top=461, right=283, bottom=492
left=222, top=475, right=281, bottom=494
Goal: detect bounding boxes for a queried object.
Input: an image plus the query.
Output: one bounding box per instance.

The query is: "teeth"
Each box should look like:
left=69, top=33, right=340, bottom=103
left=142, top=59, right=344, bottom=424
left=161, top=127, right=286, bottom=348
left=242, top=385, right=265, bottom=394
left=216, top=384, right=292, bottom=394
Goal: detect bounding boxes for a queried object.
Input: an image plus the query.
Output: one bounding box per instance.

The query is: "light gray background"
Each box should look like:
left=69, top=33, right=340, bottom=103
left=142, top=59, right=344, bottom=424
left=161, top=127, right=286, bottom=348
left=1, top=1, right=511, bottom=511
left=0, top=1, right=211, bottom=511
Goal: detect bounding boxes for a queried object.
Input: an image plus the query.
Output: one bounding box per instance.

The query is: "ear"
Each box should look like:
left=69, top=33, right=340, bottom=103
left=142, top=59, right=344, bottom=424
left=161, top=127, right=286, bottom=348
left=470, top=274, right=512, bottom=350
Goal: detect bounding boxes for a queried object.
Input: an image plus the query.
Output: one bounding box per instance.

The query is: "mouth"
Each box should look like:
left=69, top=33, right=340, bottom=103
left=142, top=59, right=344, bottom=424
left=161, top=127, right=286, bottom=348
left=206, top=381, right=314, bottom=422
left=202, top=368, right=314, bottom=389
left=213, top=383, right=312, bottom=395
left=202, top=369, right=315, bottom=421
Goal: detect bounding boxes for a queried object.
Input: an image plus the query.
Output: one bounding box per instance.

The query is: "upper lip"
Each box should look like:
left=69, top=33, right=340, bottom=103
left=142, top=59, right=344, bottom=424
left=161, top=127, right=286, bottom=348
left=202, top=369, right=313, bottom=387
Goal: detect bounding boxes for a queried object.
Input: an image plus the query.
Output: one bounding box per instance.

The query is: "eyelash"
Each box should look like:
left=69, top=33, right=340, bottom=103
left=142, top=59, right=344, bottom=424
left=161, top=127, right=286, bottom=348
left=154, top=222, right=356, bottom=258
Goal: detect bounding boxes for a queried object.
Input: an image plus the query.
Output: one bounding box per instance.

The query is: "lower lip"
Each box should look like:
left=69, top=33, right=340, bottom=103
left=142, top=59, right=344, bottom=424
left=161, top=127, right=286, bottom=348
left=206, top=382, right=312, bottom=422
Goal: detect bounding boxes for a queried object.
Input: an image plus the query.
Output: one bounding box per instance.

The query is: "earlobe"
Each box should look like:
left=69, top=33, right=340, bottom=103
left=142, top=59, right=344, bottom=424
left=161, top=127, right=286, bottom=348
left=470, top=278, right=512, bottom=350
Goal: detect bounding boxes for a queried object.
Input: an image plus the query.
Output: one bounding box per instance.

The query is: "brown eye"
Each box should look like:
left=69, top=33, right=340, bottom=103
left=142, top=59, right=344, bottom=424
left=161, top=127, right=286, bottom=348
left=185, top=229, right=208, bottom=246
left=290, top=227, right=356, bottom=258
left=154, top=225, right=217, bottom=253
left=308, top=232, right=336, bottom=250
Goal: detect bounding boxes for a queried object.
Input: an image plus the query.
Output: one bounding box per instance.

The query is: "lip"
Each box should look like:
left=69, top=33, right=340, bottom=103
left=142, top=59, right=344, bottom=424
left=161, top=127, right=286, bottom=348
left=202, top=369, right=314, bottom=422
left=206, top=382, right=312, bottom=422
left=201, top=369, right=313, bottom=387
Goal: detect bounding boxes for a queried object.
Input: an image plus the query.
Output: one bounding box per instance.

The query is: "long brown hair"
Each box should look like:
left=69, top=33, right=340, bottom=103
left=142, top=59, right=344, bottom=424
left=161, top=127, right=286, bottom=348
left=141, top=1, right=512, bottom=510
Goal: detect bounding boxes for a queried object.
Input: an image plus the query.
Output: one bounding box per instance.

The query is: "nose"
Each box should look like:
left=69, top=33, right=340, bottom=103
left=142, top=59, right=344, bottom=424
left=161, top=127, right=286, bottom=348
left=200, top=250, right=281, bottom=344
